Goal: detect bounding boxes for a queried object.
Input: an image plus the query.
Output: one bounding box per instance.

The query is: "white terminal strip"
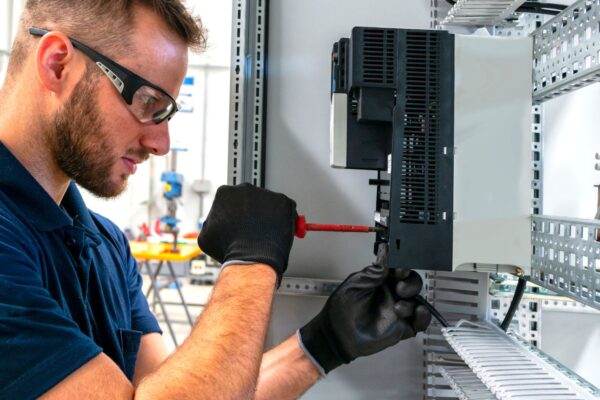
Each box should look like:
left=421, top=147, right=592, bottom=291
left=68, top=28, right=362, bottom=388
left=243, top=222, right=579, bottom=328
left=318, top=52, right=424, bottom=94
left=442, top=320, right=600, bottom=400
left=439, top=364, right=496, bottom=400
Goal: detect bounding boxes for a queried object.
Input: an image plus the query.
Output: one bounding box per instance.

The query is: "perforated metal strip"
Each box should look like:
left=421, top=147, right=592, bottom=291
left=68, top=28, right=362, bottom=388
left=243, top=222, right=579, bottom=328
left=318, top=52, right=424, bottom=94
left=531, top=215, right=600, bottom=311
left=441, top=0, right=526, bottom=26
left=228, top=0, right=268, bottom=187
left=277, top=277, right=340, bottom=297
left=531, top=105, right=543, bottom=215
left=533, top=0, right=600, bottom=103
left=229, top=0, right=246, bottom=186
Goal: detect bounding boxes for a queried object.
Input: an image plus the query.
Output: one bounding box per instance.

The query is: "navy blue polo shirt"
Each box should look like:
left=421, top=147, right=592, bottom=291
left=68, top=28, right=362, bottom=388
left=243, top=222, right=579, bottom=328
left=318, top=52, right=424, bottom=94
left=0, top=142, right=161, bottom=399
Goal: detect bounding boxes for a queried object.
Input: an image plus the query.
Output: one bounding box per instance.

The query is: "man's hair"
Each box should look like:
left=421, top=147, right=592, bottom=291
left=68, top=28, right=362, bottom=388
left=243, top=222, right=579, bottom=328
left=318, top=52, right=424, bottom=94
left=6, top=0, right=206, bottom=80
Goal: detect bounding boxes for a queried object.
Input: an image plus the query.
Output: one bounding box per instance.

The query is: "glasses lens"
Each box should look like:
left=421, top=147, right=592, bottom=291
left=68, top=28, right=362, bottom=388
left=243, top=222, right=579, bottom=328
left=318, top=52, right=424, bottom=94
left=130, top=85, right=177, bottom=124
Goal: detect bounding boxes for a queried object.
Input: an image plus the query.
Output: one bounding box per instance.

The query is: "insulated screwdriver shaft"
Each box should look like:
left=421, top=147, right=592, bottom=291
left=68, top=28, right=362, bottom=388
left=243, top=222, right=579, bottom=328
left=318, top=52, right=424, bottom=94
left=295, top=215, right=384, bottom=238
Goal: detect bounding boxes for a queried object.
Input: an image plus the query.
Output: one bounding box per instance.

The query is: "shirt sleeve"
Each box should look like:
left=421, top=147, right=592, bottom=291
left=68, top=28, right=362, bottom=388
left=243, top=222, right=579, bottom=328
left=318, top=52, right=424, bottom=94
left=0, top=216, right=102, bottom=399
left=115, top=225, right=162, bottom=336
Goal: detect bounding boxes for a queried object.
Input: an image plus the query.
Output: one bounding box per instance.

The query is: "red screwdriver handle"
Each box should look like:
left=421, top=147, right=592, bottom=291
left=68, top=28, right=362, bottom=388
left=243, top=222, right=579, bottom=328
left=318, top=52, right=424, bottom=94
left=295, top=215, right=380, bottom=238
left=295, top=215, right=308, bottom=238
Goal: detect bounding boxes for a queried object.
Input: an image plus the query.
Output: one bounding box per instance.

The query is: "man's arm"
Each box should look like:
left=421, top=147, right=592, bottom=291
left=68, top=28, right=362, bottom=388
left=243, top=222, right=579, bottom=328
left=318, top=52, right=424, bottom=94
left=41, top=263, right=277, bottom=400
left=255, top=335, right=320, bottom=400
left=132, top=333, right=169, bottom=387
left=43, top=184, right=295, bottom=399
left=136, top=264, right=276, bottom=399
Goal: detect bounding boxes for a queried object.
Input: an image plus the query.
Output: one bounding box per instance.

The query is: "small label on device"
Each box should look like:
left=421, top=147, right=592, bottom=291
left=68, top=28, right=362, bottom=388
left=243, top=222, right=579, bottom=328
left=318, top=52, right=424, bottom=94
left=387, top=154, right=392, bottom=174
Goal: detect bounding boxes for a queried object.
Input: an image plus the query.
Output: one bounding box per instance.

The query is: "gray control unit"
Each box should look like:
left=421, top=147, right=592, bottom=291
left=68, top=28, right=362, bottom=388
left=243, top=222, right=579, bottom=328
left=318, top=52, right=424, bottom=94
left=330, top=28, right=533, bottom=273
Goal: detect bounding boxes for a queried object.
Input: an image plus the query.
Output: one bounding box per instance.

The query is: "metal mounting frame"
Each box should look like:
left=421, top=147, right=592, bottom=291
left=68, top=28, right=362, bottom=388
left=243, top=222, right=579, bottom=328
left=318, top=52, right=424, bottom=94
left=531, top=215, right=600, bottom=309
left=533, top=0, right=600, bottom=103
left=531, top=105, right=544, bottom=215
left=278, top=277, right=340, bottom=297
left=441, top=0, right=526, bottom=27
left=494, top=1, right=600, bottom=315
left=228, top=0, right=269, bottom=187
left=489, top=293, right=541, bottom=346
left=430, top=0, right=453, bottom=29
left=528, top=0, right=600, bottom=313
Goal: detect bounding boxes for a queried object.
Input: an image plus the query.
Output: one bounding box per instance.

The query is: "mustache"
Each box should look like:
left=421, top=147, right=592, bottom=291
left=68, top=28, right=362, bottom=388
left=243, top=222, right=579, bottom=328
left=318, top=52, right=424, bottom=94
left=126, top=149, right=151, bottom=162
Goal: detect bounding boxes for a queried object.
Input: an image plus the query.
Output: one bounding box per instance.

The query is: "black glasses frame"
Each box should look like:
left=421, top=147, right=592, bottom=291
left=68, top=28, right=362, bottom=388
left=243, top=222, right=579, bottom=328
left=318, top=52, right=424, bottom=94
left=29, top=27, right=179, bottom=124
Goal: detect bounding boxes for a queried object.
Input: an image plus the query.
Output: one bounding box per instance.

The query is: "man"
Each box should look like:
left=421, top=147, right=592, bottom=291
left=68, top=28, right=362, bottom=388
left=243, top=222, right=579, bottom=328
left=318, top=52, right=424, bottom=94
left=0, top=1, right=431, bottom=398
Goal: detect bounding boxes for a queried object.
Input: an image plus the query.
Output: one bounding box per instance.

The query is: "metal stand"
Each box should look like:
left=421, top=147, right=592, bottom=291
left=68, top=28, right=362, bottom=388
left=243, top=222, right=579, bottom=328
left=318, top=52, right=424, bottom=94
left=139, top=259, right=205, bottom=347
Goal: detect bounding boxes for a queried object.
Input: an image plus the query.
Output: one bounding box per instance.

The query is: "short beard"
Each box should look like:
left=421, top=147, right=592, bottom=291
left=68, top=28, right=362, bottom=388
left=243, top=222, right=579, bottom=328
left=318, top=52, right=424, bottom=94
left=48, top=67, right=129, bottom=198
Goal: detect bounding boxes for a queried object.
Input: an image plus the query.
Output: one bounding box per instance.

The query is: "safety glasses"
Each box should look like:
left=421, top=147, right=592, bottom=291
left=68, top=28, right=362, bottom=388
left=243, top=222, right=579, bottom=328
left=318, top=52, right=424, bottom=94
left=29, top=27, right=179, bottom=125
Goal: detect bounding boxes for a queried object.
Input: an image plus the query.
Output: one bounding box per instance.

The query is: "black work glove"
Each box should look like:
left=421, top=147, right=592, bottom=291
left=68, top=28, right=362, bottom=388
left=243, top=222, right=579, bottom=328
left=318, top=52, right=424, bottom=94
left=298, top=247, right=432, bottom=374
left=197, top=183, right=297, bottom=283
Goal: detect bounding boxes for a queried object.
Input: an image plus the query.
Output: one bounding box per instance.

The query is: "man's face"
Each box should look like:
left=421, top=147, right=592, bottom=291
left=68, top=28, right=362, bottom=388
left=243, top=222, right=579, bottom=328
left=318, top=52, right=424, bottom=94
left=48, top=67, right=151, bottom=198
left=47, top=8, right=188, bottom=198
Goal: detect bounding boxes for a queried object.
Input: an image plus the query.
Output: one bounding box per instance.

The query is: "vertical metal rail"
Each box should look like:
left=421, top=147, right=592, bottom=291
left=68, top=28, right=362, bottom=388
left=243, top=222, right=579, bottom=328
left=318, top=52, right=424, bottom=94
left=532, top=105, right=543, bottom=216
left=429, top=0, right=452, bottom=29
left=228, top=0, right=269, bottom=187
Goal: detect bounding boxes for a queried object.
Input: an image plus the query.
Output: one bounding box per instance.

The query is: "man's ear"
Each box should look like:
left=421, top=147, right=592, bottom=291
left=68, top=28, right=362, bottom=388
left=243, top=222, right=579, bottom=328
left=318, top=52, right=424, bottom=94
left=34, top=31, right=81, bottom=98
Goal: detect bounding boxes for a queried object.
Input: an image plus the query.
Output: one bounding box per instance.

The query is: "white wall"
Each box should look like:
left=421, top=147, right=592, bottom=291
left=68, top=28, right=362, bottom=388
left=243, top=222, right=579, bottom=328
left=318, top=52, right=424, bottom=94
left=542, top=310, right=600, bottom=388
left=0, top=1, right=232, bottom=237
left=544, top=84, right=600, bottom=219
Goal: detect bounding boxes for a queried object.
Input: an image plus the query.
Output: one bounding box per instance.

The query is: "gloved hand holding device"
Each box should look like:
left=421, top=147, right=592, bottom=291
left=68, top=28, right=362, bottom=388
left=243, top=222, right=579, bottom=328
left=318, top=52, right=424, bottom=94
left=298, top=245, right=432, bottom=375
left=197, top=183, right=297, bottom=284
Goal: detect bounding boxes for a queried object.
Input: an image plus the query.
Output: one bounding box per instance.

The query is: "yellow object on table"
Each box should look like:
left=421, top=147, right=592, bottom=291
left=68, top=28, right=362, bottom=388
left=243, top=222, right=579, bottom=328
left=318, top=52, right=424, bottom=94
left=130, top=241, right=201, bottom=261
left=130, top=241, right=204, bottom=347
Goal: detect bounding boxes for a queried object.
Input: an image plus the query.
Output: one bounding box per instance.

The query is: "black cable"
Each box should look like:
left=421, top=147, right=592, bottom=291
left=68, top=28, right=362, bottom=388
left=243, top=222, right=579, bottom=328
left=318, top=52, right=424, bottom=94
left=517, top=6, right=562, bottom=15
left=522, top=2, right=567, bottom=10
left=517, top=2, right=567, bottom=16
left=415, top=295, right=449, bottom=328
left=500, top=277, right=527, bottom=331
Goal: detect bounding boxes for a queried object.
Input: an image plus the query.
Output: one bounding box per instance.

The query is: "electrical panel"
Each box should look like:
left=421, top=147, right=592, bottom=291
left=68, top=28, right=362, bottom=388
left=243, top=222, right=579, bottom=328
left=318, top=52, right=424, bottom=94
left=330, top=27, right=533, bottom=273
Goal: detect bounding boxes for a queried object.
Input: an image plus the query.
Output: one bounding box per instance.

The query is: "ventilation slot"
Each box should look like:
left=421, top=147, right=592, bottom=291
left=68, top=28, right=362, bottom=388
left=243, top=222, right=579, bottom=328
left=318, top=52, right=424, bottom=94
left=351, top=98, right=358, bottom=115
left=399, top=32, right=441, bottom=225
left=362, top=29, right=395, bottom=84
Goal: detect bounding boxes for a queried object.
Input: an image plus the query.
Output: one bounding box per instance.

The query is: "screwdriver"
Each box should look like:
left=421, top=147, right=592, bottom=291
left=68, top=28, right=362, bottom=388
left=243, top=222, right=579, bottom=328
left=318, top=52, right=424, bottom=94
left=295, top=215, right=385, bottom=238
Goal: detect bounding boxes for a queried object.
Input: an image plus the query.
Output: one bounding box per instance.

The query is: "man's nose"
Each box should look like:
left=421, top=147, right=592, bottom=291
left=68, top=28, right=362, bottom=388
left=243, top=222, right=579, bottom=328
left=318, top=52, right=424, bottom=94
left=140, top=123, right=170, bottom=156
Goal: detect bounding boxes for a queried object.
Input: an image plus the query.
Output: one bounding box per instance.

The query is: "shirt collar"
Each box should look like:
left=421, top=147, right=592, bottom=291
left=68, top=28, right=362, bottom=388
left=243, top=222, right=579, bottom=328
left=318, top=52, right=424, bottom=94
left=0, top=142, right=99, bottom=234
